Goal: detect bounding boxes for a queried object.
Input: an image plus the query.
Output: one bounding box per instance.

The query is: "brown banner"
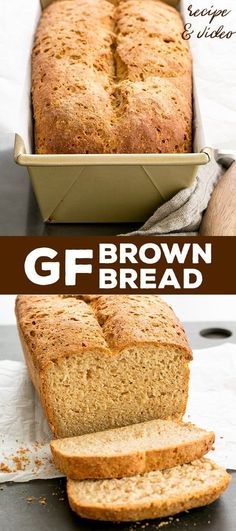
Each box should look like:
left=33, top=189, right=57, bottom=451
left=0, top=236, right=235, bottom=294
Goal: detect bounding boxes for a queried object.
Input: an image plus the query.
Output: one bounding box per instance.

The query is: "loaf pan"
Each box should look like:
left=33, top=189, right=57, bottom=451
left=14, top=0, right=212, bottom=223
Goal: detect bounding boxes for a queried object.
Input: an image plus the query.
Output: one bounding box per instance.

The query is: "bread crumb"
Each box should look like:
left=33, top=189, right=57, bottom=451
left=26, top=496, right=35, bottom=503
left=158, top=523, right=170, bottom=528
left=18, top=447, right=29, bottom=454
left=0, top=463, right=11, bottom=473
left=39, top=497, right=47, bottom=505
left=12, top=457, right=24, bottom=471
left=33, top=442, right=43, bottom=450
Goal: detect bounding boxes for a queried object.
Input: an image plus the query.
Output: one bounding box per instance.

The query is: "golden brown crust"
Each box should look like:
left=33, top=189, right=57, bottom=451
left=50, top=424, right=215, bottom=480
left=32, top=0, right=115, bottom=154
left=89, top=295, right=192, bottom=358
left=15, top=295, right=110, bottom=372
left=68, top=481, right=229, bottom=522
left=17, top=323, right=58, bottom=435
left=16, top=295, right=192, bottom=372
left=32, top=0, right=192, bottom=154
left=67, top=460, right=231, bottom=522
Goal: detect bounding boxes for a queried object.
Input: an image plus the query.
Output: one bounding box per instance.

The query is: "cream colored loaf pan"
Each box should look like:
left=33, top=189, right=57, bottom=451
left=14, top=0, right=211, bottom=223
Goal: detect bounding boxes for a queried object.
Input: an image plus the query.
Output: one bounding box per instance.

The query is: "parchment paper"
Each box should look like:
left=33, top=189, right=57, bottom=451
left=0, top=0, right=236, bottom=153
left=181, top=0, right=236, bottom=153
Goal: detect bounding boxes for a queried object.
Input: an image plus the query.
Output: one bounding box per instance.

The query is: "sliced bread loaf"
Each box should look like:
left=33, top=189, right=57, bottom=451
left=16, top=295, right=192, bottom=438
left=67, top=459, right=231, bottom=522
left=51, top=420, right=215, bottom=480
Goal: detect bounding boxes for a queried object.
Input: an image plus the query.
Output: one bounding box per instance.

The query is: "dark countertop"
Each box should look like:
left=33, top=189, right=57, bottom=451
left=0, top=322, right=235, bottom=531
left=0, top=135, right=140, bottom=236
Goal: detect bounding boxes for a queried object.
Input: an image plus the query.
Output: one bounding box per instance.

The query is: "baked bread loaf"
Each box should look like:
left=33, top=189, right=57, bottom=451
left=51, top=419, right=215, bottom=479
left=67, top=459, right=231, bottom=521
left=16, top=295, right=192, bottom=438
left=32, top=0, right=192, bottom=154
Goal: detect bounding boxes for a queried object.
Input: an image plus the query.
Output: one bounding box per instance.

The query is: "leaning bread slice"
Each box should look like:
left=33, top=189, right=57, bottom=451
left=51, top=419, right=215, bottom=480
left=67, top=459, right=231, bottom=522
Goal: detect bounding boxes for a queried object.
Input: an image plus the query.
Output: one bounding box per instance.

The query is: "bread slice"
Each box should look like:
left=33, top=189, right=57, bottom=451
left=67, top=459, right=231, bottom=522
left=51, top=420, right=215, bottom=480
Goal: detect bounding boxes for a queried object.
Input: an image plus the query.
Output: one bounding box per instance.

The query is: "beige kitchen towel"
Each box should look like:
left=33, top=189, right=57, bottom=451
left=125, top=158, right=224, bottom=236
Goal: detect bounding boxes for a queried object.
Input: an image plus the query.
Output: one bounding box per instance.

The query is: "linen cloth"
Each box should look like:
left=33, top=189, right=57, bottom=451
left=126, top=159, right=224, bottom=235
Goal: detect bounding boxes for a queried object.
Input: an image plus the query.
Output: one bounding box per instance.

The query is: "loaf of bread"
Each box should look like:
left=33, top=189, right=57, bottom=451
left=32, top=0, right=192, bottom=154
left=67, top=459, right=231, bottom=521
left=16, top=295, right=192, bottom=438
left=51, top=419, right=215, bottom=480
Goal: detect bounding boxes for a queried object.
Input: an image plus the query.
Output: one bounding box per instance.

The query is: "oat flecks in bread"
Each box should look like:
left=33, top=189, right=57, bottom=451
left=67, top=459, right=231, bottom=522
left=50, top=419, right=215, bottom=480
left=16, top=295, right=192, bottom=438
left=32, top=0, right=192, bottom=154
